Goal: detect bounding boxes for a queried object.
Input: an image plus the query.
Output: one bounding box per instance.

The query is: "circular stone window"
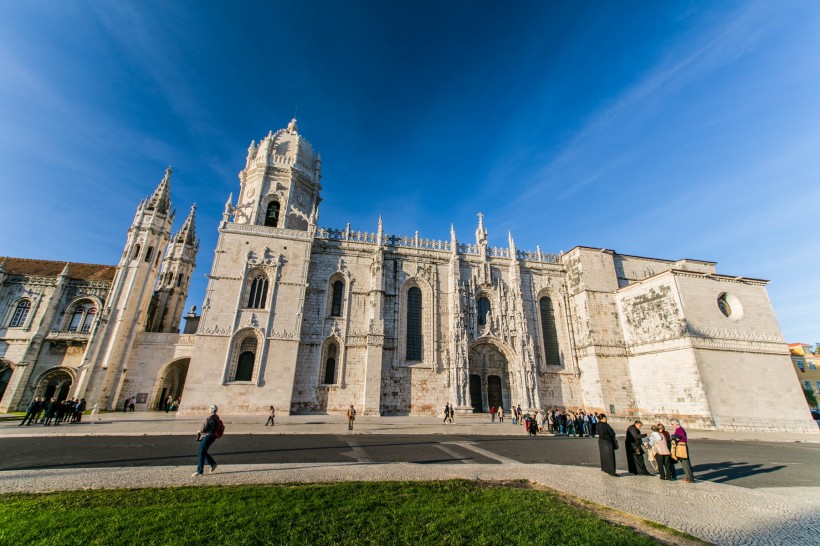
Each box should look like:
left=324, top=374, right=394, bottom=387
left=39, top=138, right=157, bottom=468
left=717, top=292, right=743, bottom=320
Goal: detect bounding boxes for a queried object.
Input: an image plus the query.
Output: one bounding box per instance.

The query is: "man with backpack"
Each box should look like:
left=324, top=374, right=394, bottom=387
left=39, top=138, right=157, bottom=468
left=193, top=404, right=224, bottom=477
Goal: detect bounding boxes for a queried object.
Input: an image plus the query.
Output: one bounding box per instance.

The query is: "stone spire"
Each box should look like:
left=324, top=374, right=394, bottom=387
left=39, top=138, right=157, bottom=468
left=287, top=117, right=298, bottom=134
left=450, top=224, right=458, bottom=256
left=475, top=212, right=487, bottom=248
left=508, top=231, right=516, bottom=256
left=377, top=215, right=384, bottom=246
left=145, top=166, right=172, bottom=214
left=176, top=204, right=198, bottom=246
left=222, top=193, right=233, bottom=222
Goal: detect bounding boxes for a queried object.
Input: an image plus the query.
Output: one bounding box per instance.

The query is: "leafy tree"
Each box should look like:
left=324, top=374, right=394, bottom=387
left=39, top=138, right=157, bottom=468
left=804, top=388, right=819, bottom=409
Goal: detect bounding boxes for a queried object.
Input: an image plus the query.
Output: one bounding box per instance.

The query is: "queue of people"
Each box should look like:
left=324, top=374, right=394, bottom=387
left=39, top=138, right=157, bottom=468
left=18, top=397, right=87, bottom=426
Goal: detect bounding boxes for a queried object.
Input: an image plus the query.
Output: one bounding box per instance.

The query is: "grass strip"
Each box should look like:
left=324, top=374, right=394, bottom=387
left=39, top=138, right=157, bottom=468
left=0, top=480, right=660, bottom=545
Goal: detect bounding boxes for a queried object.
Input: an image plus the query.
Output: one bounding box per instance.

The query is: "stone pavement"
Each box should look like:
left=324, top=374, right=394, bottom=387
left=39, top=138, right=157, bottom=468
left=2, top=413, right=819, bottom=546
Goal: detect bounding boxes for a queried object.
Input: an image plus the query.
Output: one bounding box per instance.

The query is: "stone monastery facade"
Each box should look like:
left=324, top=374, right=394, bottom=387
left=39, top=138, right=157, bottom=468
left=0, top=119, right=815, bottom=432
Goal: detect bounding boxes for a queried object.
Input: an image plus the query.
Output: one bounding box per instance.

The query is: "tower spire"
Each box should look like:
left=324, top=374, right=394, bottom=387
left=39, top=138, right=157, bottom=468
left=145, top=166, right=172, bottom=214
left=177, top=204, right=198, bottom=245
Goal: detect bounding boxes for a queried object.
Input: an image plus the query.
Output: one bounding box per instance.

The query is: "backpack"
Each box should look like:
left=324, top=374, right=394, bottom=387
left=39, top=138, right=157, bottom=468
left=213, top=417, right=225, bottom=439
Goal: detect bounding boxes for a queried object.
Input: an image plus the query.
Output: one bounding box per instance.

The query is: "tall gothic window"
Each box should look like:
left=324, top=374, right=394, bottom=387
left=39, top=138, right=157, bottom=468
left=539, top=296, right=561, bottom=367
left=234, top=337, right=256, bottom=381
left=176, top=273, right=183, bottom=287
left=80, top=308, right=97, bottom=332
left=144, top=246, right=154, bottom=263
left=68, top=307, right=85, bottom=331
left=406, top=287, right=423, bottom=361
left=264, top=201, right=280, bottom=228
left=323, top=342, right=337, bottom=384
left=330, top=280, right=344, bottom=317
left=132, top=244, right=141, bottom=261
left=247, top=275, right=269, bottom=309
left=9, top=299, right=31, bottom=327
left=477, top=297, right=491, bottom=326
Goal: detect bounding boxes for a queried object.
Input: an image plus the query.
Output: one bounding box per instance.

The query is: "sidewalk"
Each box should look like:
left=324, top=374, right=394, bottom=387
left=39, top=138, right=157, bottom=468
left=1, top=412, right=819, bottom=442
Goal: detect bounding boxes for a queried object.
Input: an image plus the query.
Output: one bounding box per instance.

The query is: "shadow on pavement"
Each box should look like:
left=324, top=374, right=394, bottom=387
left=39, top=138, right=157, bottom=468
left=693, top=460, right=786, bottom=484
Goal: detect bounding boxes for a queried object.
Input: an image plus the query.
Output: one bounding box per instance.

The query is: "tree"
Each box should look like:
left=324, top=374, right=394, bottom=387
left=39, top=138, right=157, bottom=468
left=804, top=388, right=819, bottom=409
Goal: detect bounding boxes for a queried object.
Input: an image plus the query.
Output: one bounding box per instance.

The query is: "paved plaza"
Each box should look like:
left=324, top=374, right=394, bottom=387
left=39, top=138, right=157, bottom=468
left=1, top=413, right=819, bottom=545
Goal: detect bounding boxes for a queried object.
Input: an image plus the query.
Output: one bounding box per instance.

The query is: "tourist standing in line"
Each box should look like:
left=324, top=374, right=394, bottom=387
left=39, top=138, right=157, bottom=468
left=265, top=405, right=275, bottom=426
left=625, top=420, right=652, bottom=476
left=670, top=418, right=695, bottom=483
left=347, top=405, right=356, bottom=430
left=649, top=423, right=671, bottom=480
left=597, top=414, right=618, bottom=476
left=19, top=398, right=40, bottom=426
left=193, top=404, right=222, bottom=477
left=443, top=403, right=450, bottom=423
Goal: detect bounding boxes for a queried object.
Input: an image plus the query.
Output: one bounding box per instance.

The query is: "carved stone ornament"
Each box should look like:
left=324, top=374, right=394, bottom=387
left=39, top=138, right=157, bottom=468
left=198, top=324, right=232, bottom=336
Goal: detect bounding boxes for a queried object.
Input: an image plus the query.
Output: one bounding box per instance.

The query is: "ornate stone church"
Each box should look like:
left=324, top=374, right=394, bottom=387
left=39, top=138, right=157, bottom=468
left=0, top=119, right=815, bottom=432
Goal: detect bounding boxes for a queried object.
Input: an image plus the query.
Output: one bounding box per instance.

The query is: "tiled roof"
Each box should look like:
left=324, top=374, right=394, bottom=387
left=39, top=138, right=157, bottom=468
left=0, top=257, right=116, bottom=282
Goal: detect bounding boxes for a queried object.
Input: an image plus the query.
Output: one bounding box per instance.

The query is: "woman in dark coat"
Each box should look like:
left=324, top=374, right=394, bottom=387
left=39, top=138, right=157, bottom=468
left=597, top=414, right=618, bottom=476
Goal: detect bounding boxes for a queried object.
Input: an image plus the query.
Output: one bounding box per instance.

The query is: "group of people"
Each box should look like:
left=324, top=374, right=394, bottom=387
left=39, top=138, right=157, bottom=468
left=18, top=397, right=87, bottom=426
left=488, top=405, right=505, bottom=422
left=163, top=395, right=181, bottom=413
left=598, top=417, right=695, bottom=482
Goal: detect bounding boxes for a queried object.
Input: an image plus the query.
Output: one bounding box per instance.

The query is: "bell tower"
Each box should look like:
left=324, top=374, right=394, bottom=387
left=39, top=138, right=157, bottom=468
left=233, top=118, right=322, bottom=231
left=77, top=168, right=175, bottom=409
left=146, top=204, right=199, bottom=333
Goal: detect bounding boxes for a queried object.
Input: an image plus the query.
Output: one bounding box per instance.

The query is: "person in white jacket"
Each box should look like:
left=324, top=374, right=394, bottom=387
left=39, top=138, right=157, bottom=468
left=649, top=423, right=672, bottom=480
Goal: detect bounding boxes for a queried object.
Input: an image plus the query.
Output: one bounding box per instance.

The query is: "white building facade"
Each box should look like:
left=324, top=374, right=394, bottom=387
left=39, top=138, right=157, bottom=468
left=0, top=120, right=815, bottom=432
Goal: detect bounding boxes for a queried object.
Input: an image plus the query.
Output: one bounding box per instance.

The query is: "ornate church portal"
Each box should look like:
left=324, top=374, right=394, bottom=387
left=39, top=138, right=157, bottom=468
left=468, top=341, right=510, bottom=413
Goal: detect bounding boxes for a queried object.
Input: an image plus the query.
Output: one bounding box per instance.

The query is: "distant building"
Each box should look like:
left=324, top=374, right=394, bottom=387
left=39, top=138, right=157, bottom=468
left=0, top=119, right=816, bottom=433
left=788, top=343, right=820, bottom=408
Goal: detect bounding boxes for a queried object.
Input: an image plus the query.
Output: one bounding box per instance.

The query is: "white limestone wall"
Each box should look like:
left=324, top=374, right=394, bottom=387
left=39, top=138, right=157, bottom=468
left=116, top=333, right=193, bottom=411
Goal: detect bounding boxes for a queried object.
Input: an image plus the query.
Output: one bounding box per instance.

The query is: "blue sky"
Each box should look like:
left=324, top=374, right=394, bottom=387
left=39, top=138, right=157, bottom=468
left=0, top=1, right=818, bottom=342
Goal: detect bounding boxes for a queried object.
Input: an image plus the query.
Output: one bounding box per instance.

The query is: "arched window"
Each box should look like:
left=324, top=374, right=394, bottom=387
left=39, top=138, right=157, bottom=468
left=477, top=297, right=491, bottom=326
left=323, top=342, right=337, bottom=384
left=539, top=296, right=561, bottom=367
left=144, top=246, right=154, bottom=263
left=68, top=307, right=85, bottom=332
left=80, top=308, right=97, bottom=333
left=406, top=287, right=423, bottom=361
left=132, top=244, right=141, bottom=261
left=234, top=337, right=256, bottom=381
left=330, top=280, right=344, bottom=317
left=9, top=299, right=31, bottom=327
left=247, top=274, right=269, bottom=309
left=176, top=273, right=183, bottom=287
left=264, top=201, right=280, bottom=228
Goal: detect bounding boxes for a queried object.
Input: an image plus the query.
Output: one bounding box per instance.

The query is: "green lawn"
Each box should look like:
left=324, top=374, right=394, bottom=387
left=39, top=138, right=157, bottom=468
left=0, top=480, right=660, bottom=545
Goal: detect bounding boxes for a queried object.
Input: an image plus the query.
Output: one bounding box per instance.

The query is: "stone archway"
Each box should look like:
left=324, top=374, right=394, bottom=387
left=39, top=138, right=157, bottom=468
left=0, top=363, right=12, bottom=404
left=468, top=340, right=511, bottom=413
left=151, top=358, right=190, bottom=411
left=35, top=368, right=75, bottom=402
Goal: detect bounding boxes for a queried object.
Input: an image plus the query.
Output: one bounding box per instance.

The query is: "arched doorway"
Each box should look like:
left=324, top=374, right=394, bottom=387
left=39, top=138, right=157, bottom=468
left=468, top=341, right=511, bottom=413
left=0, top=365, right=12, bottom=403
left=35, top=368, right=74, bottom=402
left=151, top=358, right=190, bottom=411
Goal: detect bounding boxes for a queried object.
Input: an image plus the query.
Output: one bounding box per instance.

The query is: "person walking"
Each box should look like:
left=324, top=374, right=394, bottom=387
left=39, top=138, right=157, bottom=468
left=443, top=403, right=450, bottom=423
left=670, top=418, right=695, bottom=483
left=650, top=423, right=672, bottom=480
left=347, top=405, right=356, bottom=430
left=19, top=398, right=40, bottom=426
left=625, top=420, right=652, bottom=476
left=193, top=404, right=223, bottom=477
left=597, top=414, right=618, bottom=476
left=448, top=404, right=454, bottom=423
left=265, top=406, right=275, bottom=426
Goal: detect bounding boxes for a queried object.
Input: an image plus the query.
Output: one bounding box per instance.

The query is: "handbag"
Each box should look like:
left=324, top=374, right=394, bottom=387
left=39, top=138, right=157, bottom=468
left=676, top=442, right=689, bottom=459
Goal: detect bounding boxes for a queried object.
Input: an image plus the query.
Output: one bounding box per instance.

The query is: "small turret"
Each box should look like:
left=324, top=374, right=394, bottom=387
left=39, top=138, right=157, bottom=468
left=144, top=167, right=173, bottom=215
